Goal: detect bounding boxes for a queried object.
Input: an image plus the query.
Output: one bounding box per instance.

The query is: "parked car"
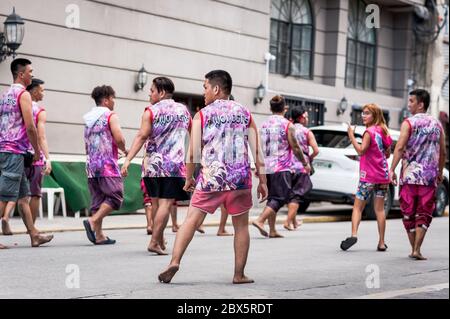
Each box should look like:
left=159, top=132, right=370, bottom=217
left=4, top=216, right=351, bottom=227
left=301, top=125, right=449, bottom=219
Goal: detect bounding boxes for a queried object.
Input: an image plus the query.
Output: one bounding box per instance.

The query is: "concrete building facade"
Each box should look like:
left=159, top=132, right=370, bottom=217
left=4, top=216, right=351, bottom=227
left=0, top=0, right=436, bottom=157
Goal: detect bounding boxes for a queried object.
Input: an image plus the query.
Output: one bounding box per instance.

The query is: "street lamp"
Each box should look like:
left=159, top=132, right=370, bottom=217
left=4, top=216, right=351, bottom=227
left=134, top=65, right=148, bottom=92
left=0, top=7, right=25, bottom=63
left=337, top=97, right=348, bottom=116
left=253, top=83, right=266, bottom=105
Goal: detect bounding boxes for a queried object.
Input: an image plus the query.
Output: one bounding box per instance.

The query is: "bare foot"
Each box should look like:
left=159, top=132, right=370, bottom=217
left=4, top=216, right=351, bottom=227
left=252, top=221, right=268, bottom=237
left=0, top=243, right=8, bottom=249
left=411, top=252, right=427, bottom=260
left=294, top=220, right=303, bottom=229
left=283, top=224, right=294, bottom=231
left=31, top=234, right=54, bottom=247
left=269, top=232, right=284, bottom=238
left=1, top=219, right=13, bottom=236
left=196, top=227, right=205, bottom=234
left=233, top=275, right=255, bottom=284
left=217, top=231, right=234, bottom=236
left=160, top=239, right=168, bottom=251
left=148, top=244, right=168, bottom=256
left=172, top=224, right=179, bottom=233
left=158, top=264, right=180, bottom=283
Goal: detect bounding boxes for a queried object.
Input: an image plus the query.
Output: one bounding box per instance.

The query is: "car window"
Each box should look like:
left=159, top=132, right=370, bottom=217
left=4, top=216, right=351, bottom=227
left=312, top=130, right=363, bottom=148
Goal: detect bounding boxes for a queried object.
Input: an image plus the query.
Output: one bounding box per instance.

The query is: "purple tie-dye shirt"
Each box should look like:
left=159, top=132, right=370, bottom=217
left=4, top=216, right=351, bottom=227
left=196, top=99, right=252, bottom=192
left=400, top=113, right=443, bottom=187
left=0, top=84, right=29, bottom=155
left=84, top=110, right=121, bottom=178
left=143, top=99, right=191, bottom=178
left=260, top=115, right=292, bottom=174
left=291, top=123, right=310, bottom=174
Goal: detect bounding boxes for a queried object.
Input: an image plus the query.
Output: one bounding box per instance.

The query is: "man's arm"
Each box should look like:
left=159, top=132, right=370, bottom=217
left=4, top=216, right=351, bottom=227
left=183, top=112, right=201, bottom=192
left=37, top=111, right=52, bottom=174
left=248, top=118, right=268, bottom=202
left=307, top=131, right=319, bottom=161
left=389, top=121, right=410, bottom=185
left=109, top=113, right=127, bottom=154
left=121, top=110, right=151, bottom=177
left=20, top=92, right=40, bottom=158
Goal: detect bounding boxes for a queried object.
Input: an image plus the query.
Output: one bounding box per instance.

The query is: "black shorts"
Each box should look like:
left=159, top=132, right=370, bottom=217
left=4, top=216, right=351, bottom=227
left=266, top=171, right=292, bottom=213
left=290, top=172, right=313, bottom=203
left=143, top=177, right=190, bottom=201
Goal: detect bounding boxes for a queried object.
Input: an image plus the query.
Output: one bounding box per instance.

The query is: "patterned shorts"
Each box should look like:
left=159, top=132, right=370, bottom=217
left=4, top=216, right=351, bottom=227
left=355, top=181, right=389, bottom=201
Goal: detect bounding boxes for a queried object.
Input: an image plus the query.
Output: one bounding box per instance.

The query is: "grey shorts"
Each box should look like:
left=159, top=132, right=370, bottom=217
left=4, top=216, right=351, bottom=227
left=0, top=152, right=30, bottom=202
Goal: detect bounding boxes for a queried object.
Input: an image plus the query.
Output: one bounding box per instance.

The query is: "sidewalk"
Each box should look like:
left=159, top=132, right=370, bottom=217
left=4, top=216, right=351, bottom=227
left=4, top=205, right=449, bottom=235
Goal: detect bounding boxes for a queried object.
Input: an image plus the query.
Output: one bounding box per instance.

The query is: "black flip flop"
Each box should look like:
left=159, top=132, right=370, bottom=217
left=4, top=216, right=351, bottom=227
left=95, top=237, right=116, bottom=245
left=83, top=220, right=96, bottom=244
left=377, top=244, right=388, bottom=252
left=340, top=237, right=357, bottom=251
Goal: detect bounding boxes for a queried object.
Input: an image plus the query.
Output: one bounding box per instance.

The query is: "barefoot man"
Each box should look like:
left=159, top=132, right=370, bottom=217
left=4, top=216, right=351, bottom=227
left=390, top=89, right=446, bottom=261
left=158, top=70, right=268, bottom=284
left=0, top=58, right=53, bottom=248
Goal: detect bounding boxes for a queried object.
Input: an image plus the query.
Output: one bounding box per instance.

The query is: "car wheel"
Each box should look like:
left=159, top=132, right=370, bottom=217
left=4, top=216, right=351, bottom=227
left=433, top=182, right=449, bottom=217
left=297, top=199, right=311, bottom=214
left=364, top=187, right=393, bottom=220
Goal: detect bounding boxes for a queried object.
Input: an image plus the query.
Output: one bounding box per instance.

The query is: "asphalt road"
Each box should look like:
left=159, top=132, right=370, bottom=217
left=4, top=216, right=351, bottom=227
left=0, top=216, right=448, bottom=299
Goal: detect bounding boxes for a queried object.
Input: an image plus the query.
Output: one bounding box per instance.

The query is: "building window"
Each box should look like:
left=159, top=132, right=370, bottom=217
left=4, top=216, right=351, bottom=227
left=270, top=0, right=314, bottom=78
left=351, top=105, right=390, bottom=126
left=173, top=93, right=205, bottom=117
left=284, top=96, right=325, bottom=127
left=346, top=0, right=377, bottom=91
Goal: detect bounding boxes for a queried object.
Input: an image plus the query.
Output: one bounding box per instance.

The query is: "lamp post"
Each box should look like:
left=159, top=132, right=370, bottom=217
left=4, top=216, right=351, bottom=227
left=0, top=7, right=25, bottom=63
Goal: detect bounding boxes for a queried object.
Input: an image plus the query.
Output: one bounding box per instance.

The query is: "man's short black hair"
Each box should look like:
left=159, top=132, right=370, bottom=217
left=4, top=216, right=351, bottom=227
left=270, top=95, right=286, bottom=113
left=205, top=70, right=232, bottom=95
left=11, top=58, right=32, bottom=79
left=91, top=85, right=116, bottom=106
left=153, top=77, right=175, bottom=95
left=26, top=78, right=45, bottom=92
left=290, top=105, right=307, bottom=123
left=409, top=89, right=431, bottom=111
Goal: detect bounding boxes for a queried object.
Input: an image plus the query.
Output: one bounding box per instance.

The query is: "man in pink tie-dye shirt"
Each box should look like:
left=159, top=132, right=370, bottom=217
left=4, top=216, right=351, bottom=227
left=0, top=59, right=53, bottom=249
left=390, top=89, right=446, bottom=261
left=158, top=70, right=268, bottom=285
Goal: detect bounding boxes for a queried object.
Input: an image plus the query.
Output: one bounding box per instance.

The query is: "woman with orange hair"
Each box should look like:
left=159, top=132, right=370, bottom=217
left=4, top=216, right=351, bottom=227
left=340, top=103, right=393, bottom=252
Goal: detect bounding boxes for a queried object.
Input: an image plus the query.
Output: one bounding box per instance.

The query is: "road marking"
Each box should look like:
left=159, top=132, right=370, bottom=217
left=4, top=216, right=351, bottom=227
left=355, top=283, right=449, bottom=299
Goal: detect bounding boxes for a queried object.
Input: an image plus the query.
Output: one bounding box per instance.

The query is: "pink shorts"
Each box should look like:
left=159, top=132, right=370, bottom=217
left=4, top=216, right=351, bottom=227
left=190, top=189, right=253, bottom=216
left=399, top=184, right=436, bottom=231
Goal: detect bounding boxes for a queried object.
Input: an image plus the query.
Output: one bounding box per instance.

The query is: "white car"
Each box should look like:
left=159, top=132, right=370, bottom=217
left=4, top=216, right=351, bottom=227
left=302, top=125, right=449, bottom=219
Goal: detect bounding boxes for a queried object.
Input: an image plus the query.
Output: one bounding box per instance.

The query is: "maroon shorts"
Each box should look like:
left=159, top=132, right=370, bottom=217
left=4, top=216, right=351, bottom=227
left=399, top=184, right=436, bottom=232
left=140, top=179, right=152, bottom=206
left=191, top=189, right=252, bottom=216
left=88, top=177, right=124, bottom=213
left=25, top=165, right=44, bottom=197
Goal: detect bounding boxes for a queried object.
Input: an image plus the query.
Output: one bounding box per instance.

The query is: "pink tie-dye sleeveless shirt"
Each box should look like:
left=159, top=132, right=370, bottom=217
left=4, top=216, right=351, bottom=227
left=84, top=111, right=120, bottom=178
left=400, top=113, right=443, bottom=187
left=260, top=115, right=292, bottom=174
left=291, top=123, right=310, bottom=174
left=196, top=99, right=252, bottom=192
left=143, top=99, right=191, bottom=178
left=0, top=84, right=29, bottom=155
left=359, top=125, right=392, bottom=184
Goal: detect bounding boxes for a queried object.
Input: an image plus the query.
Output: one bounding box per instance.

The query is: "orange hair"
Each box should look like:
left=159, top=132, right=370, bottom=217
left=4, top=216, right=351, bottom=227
left=362, top=103, right=390, bottom=137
